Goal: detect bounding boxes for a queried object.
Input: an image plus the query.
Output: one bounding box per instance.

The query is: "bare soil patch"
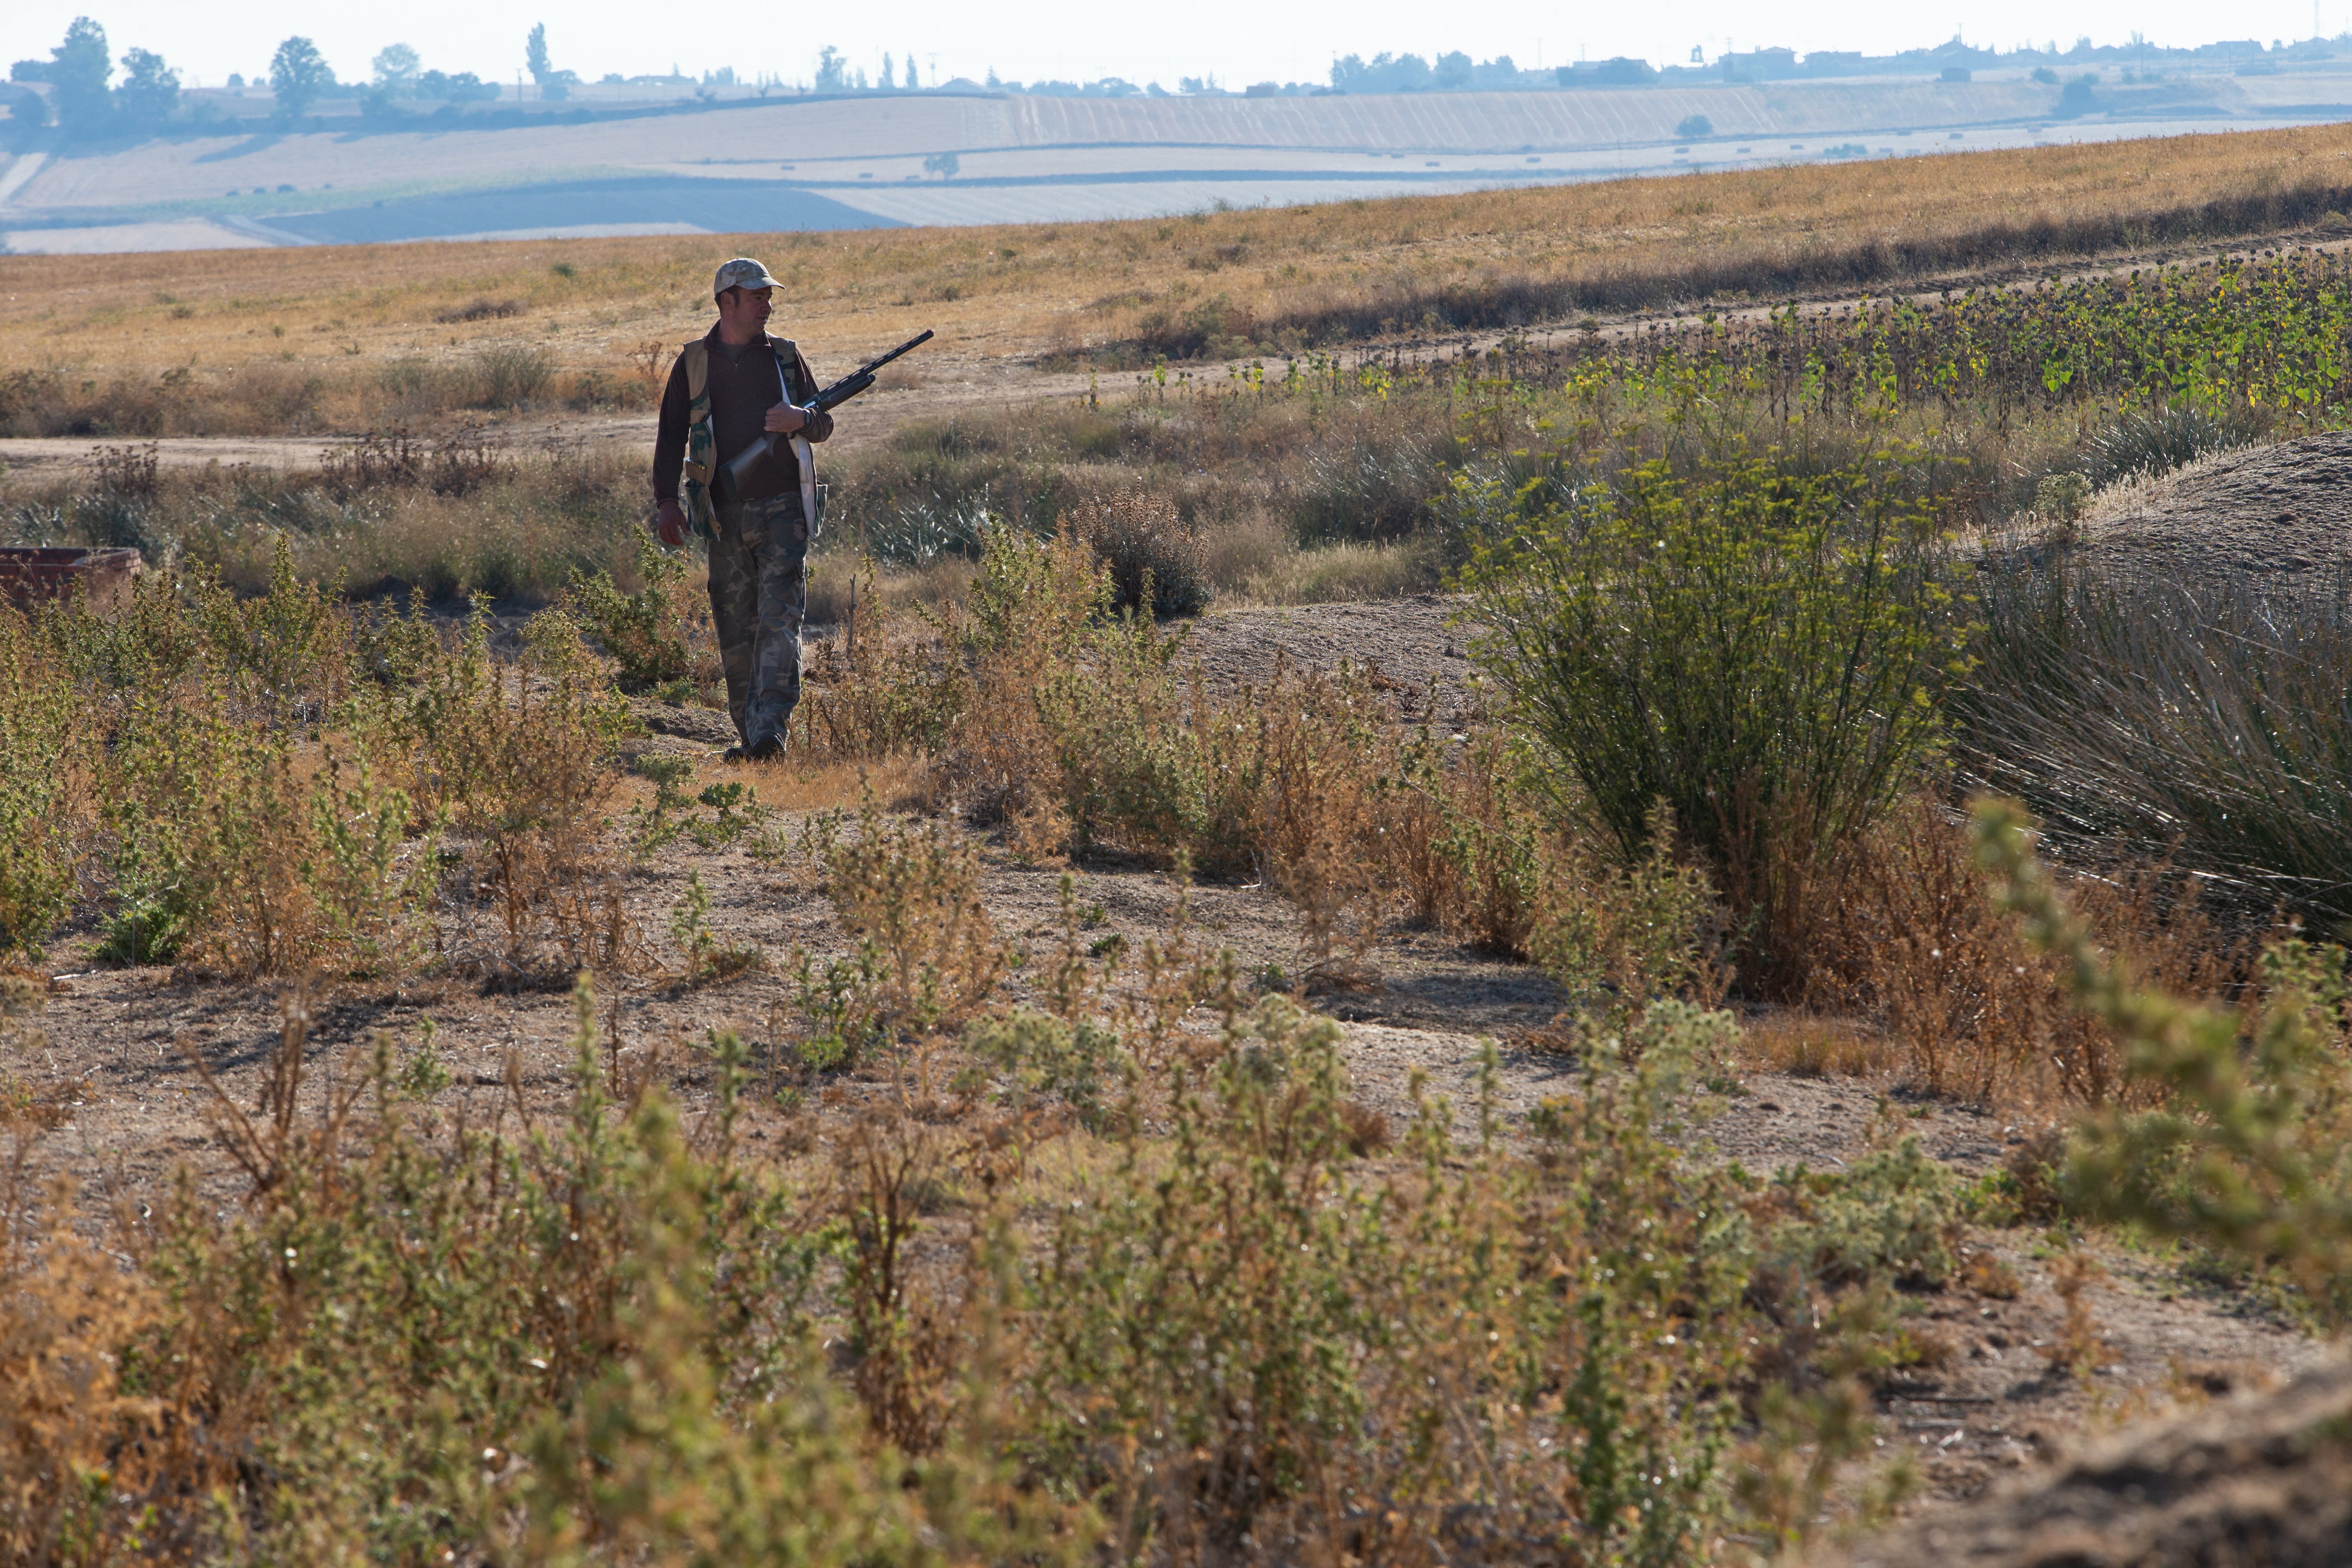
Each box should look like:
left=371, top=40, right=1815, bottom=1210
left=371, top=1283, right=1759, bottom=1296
left=1819, top=1357, right=2352, bottom=1568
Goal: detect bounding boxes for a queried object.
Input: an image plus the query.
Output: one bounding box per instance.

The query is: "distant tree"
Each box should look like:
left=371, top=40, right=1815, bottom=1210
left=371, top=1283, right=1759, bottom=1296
left=904, top=51, right=920, bottom=90
left=922, top=151, right=959, bottom=177
left=883, top=53, right=894, bottom=90
left=1433, top=50, right=1472, bottom=88
left=10, top=59, right=49, bottom=83
left=2058, top=74, right=2098, bottom=114
left=1329, top=53, right=1433, bottom=93
left=2, top=82, right=46, bottom=139
left=816, top=46, right=848, bottom=92
left=1471, top=54, right=1520, bottom=88
left=524, top=24, right=576, bottom=99
left=1675, top=113, right=1713, bottom=138
left=116, top=47, right=180, bottom=125
left=1592, top=56, right=1658, bottom=85
left=417, top=69, right=499, bottom=103
left=2031, top=64, right=2059, bottom=83
left=373, top=44, right=421, bottom=92
left=269, top=36, right=333, bottom=116
left=48, top=17, right=114, bottom=134
left=984, top=65, right=1000, bottom=88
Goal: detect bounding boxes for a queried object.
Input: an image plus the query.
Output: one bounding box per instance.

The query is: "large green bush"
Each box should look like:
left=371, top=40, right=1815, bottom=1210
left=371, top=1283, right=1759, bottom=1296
left=1461, top=451, right=1970, bottom=980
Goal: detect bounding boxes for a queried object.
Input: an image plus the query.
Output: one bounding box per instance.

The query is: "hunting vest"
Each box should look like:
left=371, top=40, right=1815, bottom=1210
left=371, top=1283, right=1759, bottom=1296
left=676, top=335, right=816, bottom=539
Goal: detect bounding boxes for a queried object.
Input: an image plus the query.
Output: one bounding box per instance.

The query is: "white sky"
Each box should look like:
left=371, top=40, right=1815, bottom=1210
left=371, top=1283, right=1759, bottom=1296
left=4, top=1, right=2346, bottom=93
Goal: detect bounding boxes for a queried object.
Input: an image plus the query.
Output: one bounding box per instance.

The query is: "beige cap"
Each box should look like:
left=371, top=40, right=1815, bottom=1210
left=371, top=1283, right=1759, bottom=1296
left=713, top=257, right=781, bottom=297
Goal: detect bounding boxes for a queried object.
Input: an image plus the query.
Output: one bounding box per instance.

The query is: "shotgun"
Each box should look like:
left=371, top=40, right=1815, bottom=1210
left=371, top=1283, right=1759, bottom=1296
left=720, top=329, right=935, bottom=528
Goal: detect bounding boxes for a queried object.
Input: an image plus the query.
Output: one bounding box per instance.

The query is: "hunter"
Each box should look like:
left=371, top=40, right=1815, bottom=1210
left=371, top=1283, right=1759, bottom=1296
left=651, top=257, right=833, bottom=763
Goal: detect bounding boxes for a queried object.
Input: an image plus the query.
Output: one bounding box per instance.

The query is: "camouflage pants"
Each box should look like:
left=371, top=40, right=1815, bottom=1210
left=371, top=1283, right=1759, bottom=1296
left=707, top=492, right=809, bottom=749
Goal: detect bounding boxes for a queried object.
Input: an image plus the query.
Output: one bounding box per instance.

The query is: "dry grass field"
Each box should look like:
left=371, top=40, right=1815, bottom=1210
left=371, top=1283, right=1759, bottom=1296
left=9, top=122, right=2352, bottom=438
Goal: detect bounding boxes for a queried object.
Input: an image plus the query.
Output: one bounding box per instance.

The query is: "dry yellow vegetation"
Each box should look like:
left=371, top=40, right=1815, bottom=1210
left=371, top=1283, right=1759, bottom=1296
left=4, top=121, right=2352, bottom=436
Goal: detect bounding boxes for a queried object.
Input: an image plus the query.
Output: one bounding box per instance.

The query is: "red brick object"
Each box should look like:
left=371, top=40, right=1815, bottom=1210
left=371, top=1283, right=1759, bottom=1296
left=0, top=547, right=143, bottom=611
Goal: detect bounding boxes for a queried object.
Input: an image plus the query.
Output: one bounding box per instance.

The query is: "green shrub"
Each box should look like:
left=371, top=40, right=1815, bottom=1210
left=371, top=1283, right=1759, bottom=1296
left=0, top=612, right=81, bottom=960
left=567, top=532, right=703, bottom=689
left=1020, top=994, right=1801, bottom=1563
left=1462, top=450, right=1970, bottom=986
left=966, top=1007, right=1130, bottom=1129
left=1764, top=1138, right=1965, bottom=1289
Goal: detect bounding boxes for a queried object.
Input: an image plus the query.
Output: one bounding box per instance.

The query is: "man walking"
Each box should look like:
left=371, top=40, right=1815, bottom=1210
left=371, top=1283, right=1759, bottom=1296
left=651, top=258, right=833, bottom=762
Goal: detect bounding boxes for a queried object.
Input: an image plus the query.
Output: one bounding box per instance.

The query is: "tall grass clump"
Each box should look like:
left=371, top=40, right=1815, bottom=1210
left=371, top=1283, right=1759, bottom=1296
left=1961, top=561, right=2352, bottom=928
left=13, top=446, right=652, bottom=605
left=1461, top=450, right=1972, bottom=988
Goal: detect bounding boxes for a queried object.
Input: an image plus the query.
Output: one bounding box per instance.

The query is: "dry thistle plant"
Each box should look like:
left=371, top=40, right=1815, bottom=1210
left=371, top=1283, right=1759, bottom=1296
left=2048, top=1247, right=2111, bottom=1380
left=1815, top=790, right=2254, bottom=1108
left=1063, top=487, right=1212, bottom=617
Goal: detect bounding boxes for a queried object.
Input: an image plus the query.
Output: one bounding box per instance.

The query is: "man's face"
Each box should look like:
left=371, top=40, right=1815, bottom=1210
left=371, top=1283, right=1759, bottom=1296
left=718, top=285, right=774, bottom=333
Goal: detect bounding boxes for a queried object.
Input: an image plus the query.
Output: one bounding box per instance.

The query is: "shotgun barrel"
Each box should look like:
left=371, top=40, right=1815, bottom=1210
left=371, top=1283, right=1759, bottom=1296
left=719, top=329, right=935, bottom=494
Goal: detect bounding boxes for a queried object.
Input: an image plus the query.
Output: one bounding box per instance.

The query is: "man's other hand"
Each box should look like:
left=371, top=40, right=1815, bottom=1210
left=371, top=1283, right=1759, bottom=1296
left=654, top=500, right=688, bottom=548
left=762, top=403, right=813, bottom=435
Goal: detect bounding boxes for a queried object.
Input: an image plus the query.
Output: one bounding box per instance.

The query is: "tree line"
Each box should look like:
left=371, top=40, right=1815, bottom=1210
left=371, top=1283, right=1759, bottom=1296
left=2, top=16, right=599, bottom=140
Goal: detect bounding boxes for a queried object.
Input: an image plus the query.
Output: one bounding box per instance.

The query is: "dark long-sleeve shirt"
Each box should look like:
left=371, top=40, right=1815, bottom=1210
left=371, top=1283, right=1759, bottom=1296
left=651, top=325, right=834, bottom=505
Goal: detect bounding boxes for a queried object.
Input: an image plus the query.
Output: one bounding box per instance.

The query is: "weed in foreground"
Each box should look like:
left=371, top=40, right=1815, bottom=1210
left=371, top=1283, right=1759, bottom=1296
left=1978, top=798, right=2352, bottom=1326
left=791, top=797, right=1014, bottom=1080
left=0, top=976, right=1088, bottom=1564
